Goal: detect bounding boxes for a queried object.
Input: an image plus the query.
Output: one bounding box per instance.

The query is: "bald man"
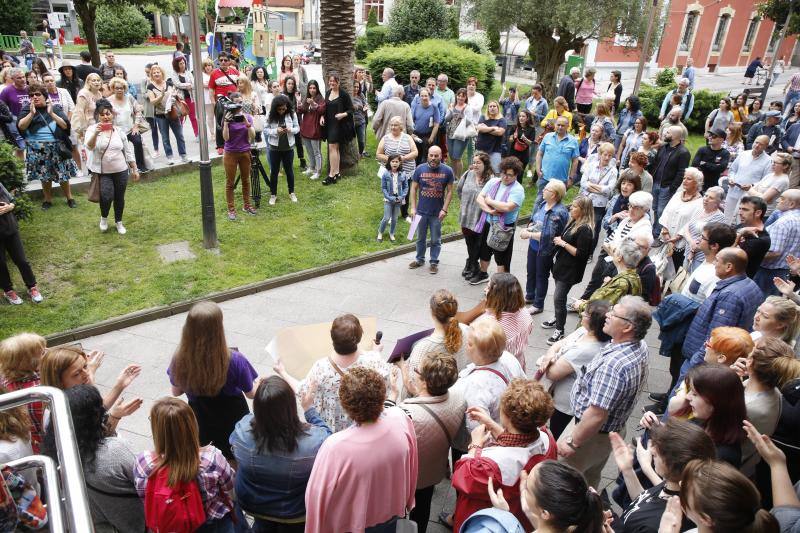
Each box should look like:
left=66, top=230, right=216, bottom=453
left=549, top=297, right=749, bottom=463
left=755, top=189, right=800, bottom=296
left=650, top=124, right=690, bottom=236
left=679, top=247, right=763, bottom=377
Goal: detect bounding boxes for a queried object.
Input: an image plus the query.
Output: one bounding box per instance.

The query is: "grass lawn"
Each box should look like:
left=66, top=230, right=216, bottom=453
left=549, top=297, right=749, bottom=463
left=60, top=44, right=175, bottom=55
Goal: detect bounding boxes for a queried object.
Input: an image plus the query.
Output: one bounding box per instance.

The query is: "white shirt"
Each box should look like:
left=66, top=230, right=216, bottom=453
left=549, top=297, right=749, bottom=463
left=681, top=261, right=718, bottom=303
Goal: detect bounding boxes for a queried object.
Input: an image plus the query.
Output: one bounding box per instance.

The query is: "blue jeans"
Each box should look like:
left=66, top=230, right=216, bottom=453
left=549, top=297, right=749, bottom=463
left=526, top=246, right=553, bottom=309
left=355, top=122, right=367, bottom=154
left=651, top=183, right=673, bottom=236
left=489, top=151, right=501, bottom=174
left=379, top=201, right=400, bottom=235
left=415, top=214, right=442, bottom=264
left=197, top=514, right=235, bottom=533
left=154, top=114, right=186, bottom=157
left=754, top=267, right=789, bottom=297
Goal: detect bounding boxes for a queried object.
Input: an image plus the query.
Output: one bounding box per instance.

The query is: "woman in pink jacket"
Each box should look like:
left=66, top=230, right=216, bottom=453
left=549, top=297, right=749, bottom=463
left=298, top=80, right=326, bottom=181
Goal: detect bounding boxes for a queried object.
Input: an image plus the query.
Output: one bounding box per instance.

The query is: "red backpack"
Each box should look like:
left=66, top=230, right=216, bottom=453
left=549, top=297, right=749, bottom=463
left=144, top=466, right=206, bottom=533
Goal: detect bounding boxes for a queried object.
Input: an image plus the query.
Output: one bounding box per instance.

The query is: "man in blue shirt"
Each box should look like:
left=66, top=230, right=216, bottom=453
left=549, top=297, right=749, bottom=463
left=534, top=116, right=579, bottom=208
left=679, top=247, right=763, bottom=377
left=411, top=88, right=440, bottom=164
left=467, top=157, right=526, bottom=284
left=681, top=58, right=695, bottom=90
left=375, top=67, right=400, bottom=104
left=409, top=146, right=454, bottom=274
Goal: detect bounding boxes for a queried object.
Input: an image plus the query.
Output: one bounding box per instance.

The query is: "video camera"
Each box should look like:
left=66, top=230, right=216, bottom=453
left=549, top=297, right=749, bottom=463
left=218, top=95, right=245, bottom=122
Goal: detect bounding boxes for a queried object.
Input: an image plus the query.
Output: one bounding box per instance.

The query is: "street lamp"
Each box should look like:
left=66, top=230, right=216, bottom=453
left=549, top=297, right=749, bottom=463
left=187, top=0, right=218, bottom=249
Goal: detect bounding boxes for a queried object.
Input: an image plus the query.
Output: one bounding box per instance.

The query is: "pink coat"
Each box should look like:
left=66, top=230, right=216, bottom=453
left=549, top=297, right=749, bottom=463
left=305, top=407, right=418, bottom=532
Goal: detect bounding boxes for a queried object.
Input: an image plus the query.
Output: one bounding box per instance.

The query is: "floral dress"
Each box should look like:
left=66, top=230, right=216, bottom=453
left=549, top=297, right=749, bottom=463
left=298, top=352, right=398, bottom=432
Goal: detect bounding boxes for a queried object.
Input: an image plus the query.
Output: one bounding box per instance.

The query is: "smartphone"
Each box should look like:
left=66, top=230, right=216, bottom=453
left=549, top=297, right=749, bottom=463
left=374, top=330, right=383, bottom=344
left=100, top=123, right=113, bottom=132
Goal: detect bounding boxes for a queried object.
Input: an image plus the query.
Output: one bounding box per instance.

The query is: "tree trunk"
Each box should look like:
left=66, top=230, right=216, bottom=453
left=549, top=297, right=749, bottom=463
left=74, top=0, right=100, bottom=66
left=172, top=14, right=182, bottom=39
left=519, top=25, right=583, bottom=101
left=320, top=0, right=359, bottom=173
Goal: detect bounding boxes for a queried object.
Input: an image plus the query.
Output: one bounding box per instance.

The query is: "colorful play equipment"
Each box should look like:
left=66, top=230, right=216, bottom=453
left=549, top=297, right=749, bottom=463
left=211, top=0, right=281, bottom=77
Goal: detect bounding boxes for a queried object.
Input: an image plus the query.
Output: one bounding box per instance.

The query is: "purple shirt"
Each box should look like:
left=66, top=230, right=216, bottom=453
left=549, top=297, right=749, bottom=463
left=223, top=115, right=253, bottom=153
left=168, top=349, right=258, bottom=399
left=1, top=85, right=30, bottom=116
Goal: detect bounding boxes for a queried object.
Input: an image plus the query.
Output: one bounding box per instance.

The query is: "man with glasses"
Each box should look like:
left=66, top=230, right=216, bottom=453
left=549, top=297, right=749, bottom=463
left=534, top=116, right=579, bottom=208
left=208, top=52, right=241, bottom=154
left=754, top=189, right=800, bottom=296
left=0, top=68, right=30, bottom=156
left=434, top=74, right=455, bottom=110
left=557, top=295, right=651, bottom=488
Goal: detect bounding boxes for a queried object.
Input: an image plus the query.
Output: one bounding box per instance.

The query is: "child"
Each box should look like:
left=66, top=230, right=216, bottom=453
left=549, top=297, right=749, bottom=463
left=0, top=334, right=46, bottom=452
left=377, top=154, right=409, bottom=243
left=42, top=33, right=55, bottom=69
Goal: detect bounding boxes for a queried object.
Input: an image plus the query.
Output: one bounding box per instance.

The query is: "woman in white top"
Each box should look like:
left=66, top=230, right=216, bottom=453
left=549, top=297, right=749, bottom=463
left=85, top=99, right=138, bottom=235
left=535, top=300, right=610, bottom=439
left=0, top=386, right=38, bottom=490
left=705, top=97, right=734, bottom=134
left=262, top=79, right=281, bottom=118
left=235, top=75, right=264, bottom=140
left=273, top=313, right=398, bottom=433
left=659, top=167, right=704, bottom=269
left=250, top=66, right=271, bottom=108
left=201, top=58, right=216, bottom=138
left=748, top=151, right=791, bottom=216
left=579, top=141, right=618, bottom=249
left=108, top=77, right=150, bottom=174
left=169, top=55, right=199, bottom=138
left=403, top=289, right=469, bottom=397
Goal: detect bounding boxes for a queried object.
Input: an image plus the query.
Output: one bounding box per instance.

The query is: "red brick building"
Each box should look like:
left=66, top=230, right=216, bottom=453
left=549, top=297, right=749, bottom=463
left=590, top=0, right=798, bottom=73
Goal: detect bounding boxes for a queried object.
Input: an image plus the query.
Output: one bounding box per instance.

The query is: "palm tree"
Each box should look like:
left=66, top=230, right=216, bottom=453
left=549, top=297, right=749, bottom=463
left=319, top=0, right=359, bottom=171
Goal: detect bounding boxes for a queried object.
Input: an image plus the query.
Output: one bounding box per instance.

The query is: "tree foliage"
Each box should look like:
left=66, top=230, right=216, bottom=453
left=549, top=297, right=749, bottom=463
left=96, top=4, right=151, bottom=47
left=386, top=0, right=449, bottom=44
left=758, top=0, right=799, bottom=35
left=367, top=7, right=379, bottom=27
left=0, top=143, right=32, bottom=222
left=0, top=0, right=32, bottom=36
left=467, top=0, right=663, bottom=98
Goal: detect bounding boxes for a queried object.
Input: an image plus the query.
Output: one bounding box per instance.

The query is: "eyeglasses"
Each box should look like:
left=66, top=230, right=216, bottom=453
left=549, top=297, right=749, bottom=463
left=699, top=235, right=709, bottom=242
left=608, top=306, right=632, bottom=323
left=30, top=92, right=43, bottom=96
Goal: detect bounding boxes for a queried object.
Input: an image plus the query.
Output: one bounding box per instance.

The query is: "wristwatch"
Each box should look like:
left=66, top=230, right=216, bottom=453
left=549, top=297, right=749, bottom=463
left=566, top=436, right=580, bottom=451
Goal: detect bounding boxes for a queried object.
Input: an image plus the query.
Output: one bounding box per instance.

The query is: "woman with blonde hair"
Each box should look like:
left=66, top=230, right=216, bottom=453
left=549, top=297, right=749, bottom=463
left=404, top=290, right=469, bottom=396
left=108, top=76, right=150, bottom=174
left=72, top=72, right=103, bottom=141
left=134, top=398, right=235, bottom=532
left=481, top=273, right=533, bottom=370
left=0, top=333, right=46, bottom=451
left=201, top=58, right=216, bottom=138
left=593, top=101, right=616, bottom=141
left=579, top=141, right=618, bottom=249
left=541, top=96, right=573, bottom=129
left=752, top=295, right=800, bottom=346
left=169, top=301, right=258, bottom=460
left=236, top=74, right=264, bottom=140
left=475, top=101, right=507, bottom=173
left=723, top=122, right=745, bottom=168
left=0, top=385, right=37, bottom=488
left=748, top=151, right=791, bottom=216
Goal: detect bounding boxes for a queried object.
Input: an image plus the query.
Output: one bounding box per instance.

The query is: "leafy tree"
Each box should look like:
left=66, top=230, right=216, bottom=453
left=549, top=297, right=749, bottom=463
left=386, top=0, right=449, bottom=44
left=758, top=0, right=799, bottom=35
left=367, top=7, right=379, bottom=27
left=0, top=0, right=32, bottom=36
left=0, top=144, right=32, bottom=221
left=467, top=0, right=663, bottom=97
left=96, top=4, right=151, bottom=47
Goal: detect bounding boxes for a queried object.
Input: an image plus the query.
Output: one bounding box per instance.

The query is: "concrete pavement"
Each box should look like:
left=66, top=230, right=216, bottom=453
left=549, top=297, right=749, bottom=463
left=81, top=233, right=670, bottom=530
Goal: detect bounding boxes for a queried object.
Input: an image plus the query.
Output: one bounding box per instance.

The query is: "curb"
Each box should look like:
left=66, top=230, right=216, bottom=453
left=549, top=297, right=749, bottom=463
left=46, top=214, right=533, bottom=346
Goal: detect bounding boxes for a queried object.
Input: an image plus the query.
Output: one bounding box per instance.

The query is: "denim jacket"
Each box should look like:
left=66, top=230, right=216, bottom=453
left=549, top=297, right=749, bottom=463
left=529, top=200, right=568, bottom=256
left=616, top=109, right=642, bottom=136
left=380, top=168, right=410, bottom=204
left=230, top=408, right=331, bottom=519
left=265, top=112, right=300, bottom=148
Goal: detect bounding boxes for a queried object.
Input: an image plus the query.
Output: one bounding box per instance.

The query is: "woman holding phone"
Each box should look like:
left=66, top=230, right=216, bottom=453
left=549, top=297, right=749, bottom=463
left=85, top=99, right=139, bottom=235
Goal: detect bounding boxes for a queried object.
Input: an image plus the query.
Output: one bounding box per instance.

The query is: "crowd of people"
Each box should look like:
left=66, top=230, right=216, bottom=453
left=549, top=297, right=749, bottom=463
left=3, top=37, right=800, bottom=533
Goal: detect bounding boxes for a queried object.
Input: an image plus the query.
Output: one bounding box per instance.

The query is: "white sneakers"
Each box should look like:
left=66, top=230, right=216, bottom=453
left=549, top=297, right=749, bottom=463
left=303, top=168, right=314, bottom=176
left=99, top=217, right=108, bottom=232
left=269, top=195, right=277, bottom=206
left=116, top=222, right=127, bottom=235
left=290, top=193, right=298, bottom=203
left=310, top=172, right=319, bottom=180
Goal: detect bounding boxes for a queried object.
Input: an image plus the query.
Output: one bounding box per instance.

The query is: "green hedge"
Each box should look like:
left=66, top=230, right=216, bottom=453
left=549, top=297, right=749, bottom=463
left=639, top=83, right=727, bottom=134
left=386, top=0, right=449, bottom=44
left=366, top=39, right=495, bottom=94
left=0, top=143, right=32, bottom=221
left=96, top=4, right=150, bottom=48
left=356, top=25, right=389, bottom=60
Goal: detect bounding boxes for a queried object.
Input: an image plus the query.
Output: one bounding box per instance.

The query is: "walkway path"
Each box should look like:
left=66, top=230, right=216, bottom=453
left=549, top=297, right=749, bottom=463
left=83, top=234, right=669, bottom=530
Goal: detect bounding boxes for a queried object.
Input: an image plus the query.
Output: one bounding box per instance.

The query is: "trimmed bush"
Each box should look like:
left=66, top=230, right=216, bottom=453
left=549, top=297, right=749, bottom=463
left=356, top=25, right=389, bottom=61
left=355, top=36, right=369, bottom=61
left=96, top=4, right=150, bottom=48
left=366, top=39, right=495, bottom=94
left=0, top=143, right=32, bottom=221
left=639, top=83, right=726, bottom=134
left=386, top=0, right=449, bottom=44
left=367, top=7, right=379, bottom=27
left=654, top=67, right=677, bottom=88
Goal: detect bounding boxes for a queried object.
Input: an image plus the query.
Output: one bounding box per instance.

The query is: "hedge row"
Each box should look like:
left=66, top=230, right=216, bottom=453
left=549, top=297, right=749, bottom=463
left=639, top=83, right=728, bottom=134
left=365, top=39, right=495, bottom=94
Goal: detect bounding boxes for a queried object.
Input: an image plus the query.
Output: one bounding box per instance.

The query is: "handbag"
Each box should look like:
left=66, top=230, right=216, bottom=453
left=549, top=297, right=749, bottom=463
left=513, top=135, right=528, bottom=152
left=88, top=128, right=112, bottom=203
left=452, top=115, right=476, bottom=141
left=486, top=182, right=515, bottom=252
left=168, top=96, right=189, bottom=121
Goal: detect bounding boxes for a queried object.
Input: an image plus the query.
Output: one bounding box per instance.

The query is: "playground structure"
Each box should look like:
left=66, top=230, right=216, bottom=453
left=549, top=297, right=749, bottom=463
left=211, top=0, right=282, bottom=77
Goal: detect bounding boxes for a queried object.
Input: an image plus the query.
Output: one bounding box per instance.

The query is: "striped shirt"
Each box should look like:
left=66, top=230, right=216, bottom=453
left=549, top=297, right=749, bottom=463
left=134, top=447, right=234, bottom=521
left=382, top=132, right=417, bottom=174
left=482, top=309, right=533, bottom=372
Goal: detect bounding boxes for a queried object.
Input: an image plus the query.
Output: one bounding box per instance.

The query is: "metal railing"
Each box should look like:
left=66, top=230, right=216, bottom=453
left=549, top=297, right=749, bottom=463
left=0, top=386, right=94, bottom=532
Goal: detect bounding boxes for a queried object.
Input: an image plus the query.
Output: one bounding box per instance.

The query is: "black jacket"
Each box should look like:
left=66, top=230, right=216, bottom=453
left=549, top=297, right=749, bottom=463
left=553, top=223, right=594, bottom=285
left=557, top=75, right=575, bottom=111
left=0, top=100, right=13, bottom=142
left=17, top=103, right=71, bottom=143
left=652, top=143, right=690, bottom=192
left=691, top=145, right=730, bottom=190
left=0, top=182, right=18, bottom=237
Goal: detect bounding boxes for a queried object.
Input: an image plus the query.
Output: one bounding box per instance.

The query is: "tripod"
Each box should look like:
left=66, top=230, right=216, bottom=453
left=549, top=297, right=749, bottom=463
left=233, top=146, right=270, bottom=207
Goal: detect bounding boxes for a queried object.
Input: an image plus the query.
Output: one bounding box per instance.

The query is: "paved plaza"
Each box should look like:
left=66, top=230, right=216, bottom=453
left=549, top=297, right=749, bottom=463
left=81, top=234, right=668, bottom=530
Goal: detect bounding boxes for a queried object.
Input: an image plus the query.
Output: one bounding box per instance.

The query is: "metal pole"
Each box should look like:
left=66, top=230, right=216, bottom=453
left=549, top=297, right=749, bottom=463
left=0, top=387, right=94, bottom=533
left=188, top=0, right=218, bottom=249
left=633, top=0, right=659, bottom=95
left=761, top=3, right=793, bottom=102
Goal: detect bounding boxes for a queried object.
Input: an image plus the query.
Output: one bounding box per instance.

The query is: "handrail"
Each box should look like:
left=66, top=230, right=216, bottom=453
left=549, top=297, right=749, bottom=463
left=0, top=386, right=94, bottom=533
left=6, top=455, right=66, bottom=532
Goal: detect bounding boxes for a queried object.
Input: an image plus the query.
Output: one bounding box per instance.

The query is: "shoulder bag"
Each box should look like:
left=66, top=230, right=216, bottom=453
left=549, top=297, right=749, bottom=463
left=87, top=128, right=112, bottom=203
left=486, top=183, right=516, bottom=252
left=452, top=113, right=477, bottom=141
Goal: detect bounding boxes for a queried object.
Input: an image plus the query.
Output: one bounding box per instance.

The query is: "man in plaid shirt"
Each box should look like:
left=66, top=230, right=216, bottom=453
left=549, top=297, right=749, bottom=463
left=557, top=295, right=652, bottom=488
left=755, top=189, right=800, bottom=296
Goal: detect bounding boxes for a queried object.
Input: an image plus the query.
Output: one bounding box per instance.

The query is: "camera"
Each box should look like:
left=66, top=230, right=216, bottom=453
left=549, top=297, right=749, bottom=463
left=232, top=114, right=245, bottom=122
left=224, top=102, right=243, bottom=113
